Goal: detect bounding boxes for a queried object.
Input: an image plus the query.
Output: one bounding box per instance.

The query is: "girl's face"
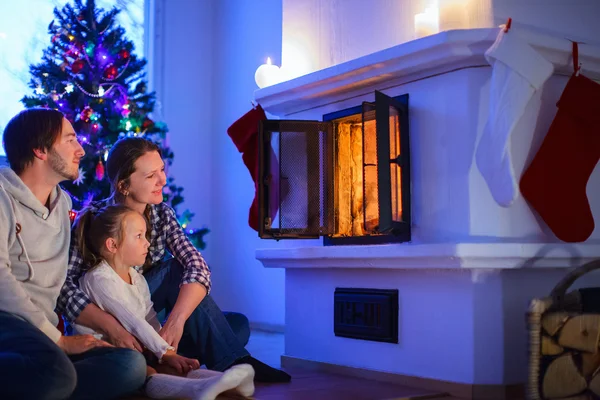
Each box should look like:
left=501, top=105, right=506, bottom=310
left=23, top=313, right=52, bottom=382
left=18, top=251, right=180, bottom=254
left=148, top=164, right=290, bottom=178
left=117, top=212, right=150, bottom=267
left=123, top=150, right=166, bottom=205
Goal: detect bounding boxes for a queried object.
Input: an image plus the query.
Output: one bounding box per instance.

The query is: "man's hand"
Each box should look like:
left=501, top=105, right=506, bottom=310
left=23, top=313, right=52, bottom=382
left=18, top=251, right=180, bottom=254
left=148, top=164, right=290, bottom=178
left=105, top=324, right=144, bottom=352
left=159, top=317, right=185, bottom=351
left=57, top=335, right=112, bottom=355
left=160, top=350, right=199, bottom=375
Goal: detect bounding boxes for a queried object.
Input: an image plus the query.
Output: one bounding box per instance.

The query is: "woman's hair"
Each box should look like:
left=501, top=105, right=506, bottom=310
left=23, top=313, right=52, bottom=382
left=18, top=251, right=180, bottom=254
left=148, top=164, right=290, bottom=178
left=106, top=137, right=161, bottom=200
left=3, top=108, right=65, bottom=174
left=74, top=204, right=135, bottom=269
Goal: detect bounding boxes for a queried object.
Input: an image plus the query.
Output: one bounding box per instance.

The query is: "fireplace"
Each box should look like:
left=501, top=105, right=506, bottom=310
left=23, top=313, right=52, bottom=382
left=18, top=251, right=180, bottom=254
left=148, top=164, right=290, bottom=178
left=253, top=28, right=600, bottom=398
left=258, top=91, right=411, bottom=245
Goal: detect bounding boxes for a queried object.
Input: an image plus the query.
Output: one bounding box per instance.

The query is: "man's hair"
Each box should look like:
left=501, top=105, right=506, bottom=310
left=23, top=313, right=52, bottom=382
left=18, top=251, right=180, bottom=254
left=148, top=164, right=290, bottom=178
left=2, top=108, right=65, bottom=174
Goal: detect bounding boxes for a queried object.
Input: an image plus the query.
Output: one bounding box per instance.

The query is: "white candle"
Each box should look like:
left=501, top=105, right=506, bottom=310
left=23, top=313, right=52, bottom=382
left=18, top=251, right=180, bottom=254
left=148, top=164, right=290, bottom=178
left=439, top=0, right=469, bottom=31
left=254, top=57, right=282, bottom=89
left=414, top=6, right=439, bottom=39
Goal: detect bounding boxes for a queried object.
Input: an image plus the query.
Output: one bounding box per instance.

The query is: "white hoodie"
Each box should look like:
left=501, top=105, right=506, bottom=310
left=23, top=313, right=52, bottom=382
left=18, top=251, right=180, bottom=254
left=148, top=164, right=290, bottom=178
left=0, top=167, right=72, bottom=342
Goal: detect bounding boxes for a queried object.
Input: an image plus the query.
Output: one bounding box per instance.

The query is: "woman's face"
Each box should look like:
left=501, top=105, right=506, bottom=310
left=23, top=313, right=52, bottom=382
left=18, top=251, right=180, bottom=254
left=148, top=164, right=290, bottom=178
left=123, top=150, right=166, bottom=205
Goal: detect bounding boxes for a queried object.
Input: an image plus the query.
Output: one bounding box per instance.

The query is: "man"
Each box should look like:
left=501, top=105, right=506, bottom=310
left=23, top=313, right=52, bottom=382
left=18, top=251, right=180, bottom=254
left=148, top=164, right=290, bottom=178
left=0, top=108, right=147, bottom=399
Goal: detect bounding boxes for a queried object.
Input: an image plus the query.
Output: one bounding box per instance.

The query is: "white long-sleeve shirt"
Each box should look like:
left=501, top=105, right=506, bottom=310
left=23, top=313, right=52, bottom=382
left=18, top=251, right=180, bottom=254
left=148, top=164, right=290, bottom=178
left=72, top=260, right=171, bottom=359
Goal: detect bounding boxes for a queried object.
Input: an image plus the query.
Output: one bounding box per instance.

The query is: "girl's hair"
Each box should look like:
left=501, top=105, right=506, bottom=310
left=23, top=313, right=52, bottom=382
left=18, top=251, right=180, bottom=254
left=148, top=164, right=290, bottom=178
left=106, top=137, right=161, bottom=200
left=74, top=204, right=135, bottom=269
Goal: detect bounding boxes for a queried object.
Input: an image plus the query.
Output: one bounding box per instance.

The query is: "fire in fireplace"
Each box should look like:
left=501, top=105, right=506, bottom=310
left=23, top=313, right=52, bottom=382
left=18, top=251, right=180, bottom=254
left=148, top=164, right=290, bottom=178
left=258, top=91, right=411, bottom=245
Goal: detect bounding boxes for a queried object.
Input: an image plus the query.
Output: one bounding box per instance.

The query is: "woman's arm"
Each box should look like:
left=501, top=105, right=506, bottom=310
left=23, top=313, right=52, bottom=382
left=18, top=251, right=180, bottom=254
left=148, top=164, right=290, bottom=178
left=160, top=205, right=211, bottom=348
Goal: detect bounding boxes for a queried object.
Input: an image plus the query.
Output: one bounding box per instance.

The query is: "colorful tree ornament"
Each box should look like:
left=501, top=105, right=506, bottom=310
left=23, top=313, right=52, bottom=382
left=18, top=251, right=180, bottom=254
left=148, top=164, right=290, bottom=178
left=95, top=159, right=105, bottom=181
left=71, top=59, right=85, bottom=73
left=103, top=64, right=118, bottom=80
left=80, top=106, right=94, bottom=122
left=118, top=48, right=130, bottom=60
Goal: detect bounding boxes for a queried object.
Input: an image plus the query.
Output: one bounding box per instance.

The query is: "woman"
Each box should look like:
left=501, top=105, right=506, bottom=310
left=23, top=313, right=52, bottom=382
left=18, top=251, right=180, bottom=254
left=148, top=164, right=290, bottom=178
left=57, top=137, right=290, bottom=383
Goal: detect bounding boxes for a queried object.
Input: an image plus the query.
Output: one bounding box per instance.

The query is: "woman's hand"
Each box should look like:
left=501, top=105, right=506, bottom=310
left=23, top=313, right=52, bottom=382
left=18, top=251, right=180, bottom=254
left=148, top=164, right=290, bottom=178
left=158, top=317, right=185, bottom=350
left=160, top=350, right=199, bottom=375
left=57, top=334, right=113, bottom=355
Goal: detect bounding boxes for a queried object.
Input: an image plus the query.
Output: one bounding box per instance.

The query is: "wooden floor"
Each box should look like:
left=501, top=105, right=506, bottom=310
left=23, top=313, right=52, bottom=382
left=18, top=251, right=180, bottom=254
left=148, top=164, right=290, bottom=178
left=248, top=366, right=453, bottom=400
left=128, top=330, right=463, bottom=400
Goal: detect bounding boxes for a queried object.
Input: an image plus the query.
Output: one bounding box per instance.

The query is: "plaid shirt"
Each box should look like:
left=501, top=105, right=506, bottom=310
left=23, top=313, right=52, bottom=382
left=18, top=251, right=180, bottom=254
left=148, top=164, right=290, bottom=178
left=56, top=199, right=211, bottom=323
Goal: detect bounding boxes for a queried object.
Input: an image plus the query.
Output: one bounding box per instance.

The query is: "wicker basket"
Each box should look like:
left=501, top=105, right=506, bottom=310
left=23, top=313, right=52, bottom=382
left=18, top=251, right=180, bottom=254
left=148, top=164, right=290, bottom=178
left=529, top=259, right=600, bottom=400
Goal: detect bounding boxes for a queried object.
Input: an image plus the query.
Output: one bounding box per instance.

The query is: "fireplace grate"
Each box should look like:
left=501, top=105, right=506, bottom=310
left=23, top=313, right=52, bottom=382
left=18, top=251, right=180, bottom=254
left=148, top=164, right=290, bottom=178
left=334, top=288, right=399, bottom=343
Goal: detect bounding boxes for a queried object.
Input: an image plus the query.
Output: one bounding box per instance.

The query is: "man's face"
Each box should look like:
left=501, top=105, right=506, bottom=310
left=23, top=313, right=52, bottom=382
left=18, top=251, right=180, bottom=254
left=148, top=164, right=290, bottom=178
left=48, top=118, right=85, bottom=181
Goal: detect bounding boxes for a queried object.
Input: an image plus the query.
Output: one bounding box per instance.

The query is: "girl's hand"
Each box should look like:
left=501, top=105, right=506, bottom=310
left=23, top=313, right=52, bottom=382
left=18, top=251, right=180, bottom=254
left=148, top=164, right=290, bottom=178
left=160, top=350, right=199, bottom=374
left=159, top=317, right=184, bottom=350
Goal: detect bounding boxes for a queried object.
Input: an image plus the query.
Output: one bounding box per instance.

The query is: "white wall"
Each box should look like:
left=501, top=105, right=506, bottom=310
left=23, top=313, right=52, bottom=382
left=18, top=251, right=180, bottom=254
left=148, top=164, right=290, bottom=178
left=210, top=0, right=285, bottom=326
left=151, top=0, right=285, bottom=326
left=281, top=0, right=600, bottom=77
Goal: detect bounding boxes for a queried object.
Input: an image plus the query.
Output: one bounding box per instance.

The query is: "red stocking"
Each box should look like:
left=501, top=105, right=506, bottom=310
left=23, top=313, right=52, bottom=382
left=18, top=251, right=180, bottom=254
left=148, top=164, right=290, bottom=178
left=227, top=104, right=266, bottom=152
left=242, top=137, right=279, bottom=231
left=520, top=43, right=600, bottom=242
left=228, top=105, right=280, bottom=232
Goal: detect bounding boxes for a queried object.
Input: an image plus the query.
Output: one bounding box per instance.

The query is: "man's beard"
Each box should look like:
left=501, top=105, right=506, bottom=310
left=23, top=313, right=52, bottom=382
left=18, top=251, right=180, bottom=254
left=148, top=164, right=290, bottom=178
left=48, top=148, right=78, bottom=181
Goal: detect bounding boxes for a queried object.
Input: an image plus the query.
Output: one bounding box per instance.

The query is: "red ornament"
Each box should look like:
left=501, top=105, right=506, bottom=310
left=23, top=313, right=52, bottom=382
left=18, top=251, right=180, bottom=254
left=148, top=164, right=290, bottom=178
left=69, top=210, right=77, bottom=223
left=103, top=64, right=118, bottom=80
left=95, top=159, right=105, bottom=181
left=118, top=48, right=130, bottom=60
left=142, top=118, right=154, bottom=130
left=80, top=106, right=93, bottom=122
left=71, top=59, right=84, bottom=73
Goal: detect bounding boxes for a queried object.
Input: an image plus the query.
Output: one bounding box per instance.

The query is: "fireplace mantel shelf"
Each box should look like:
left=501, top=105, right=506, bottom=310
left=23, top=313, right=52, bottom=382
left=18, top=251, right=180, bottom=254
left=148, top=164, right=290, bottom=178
left=256, top=243, right=600, bottom=270
left=254, top=28, right=600, bottom=117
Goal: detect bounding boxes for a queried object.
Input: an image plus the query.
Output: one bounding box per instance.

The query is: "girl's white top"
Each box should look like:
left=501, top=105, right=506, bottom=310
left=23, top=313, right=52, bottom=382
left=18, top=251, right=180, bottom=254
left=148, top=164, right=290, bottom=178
left=72, top=260, right=171, bottom=359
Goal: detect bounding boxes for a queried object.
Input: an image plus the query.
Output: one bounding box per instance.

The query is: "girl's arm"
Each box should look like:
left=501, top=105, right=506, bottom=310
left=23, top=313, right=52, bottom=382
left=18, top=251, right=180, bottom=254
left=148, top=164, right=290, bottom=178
left=83, top=273, right=172, bottom=359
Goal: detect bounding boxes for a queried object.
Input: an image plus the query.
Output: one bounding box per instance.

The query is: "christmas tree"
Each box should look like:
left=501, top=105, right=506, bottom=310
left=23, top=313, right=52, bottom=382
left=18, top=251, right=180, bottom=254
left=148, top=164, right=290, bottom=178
left=20, top=0, right=209, bottom=249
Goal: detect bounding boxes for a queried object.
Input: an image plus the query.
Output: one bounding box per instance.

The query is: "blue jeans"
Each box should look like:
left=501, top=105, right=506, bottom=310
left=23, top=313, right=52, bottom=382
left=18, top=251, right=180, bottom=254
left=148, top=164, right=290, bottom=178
left=0, top=311, right=147, bottom=400
left=144, top=258, right=251, bottom=371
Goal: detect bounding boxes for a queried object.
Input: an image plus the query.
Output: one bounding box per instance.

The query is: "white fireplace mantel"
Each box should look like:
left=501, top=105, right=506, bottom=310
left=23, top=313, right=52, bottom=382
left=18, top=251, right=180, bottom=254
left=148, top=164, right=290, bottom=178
left=254, top=27, right=600, bottom=117
left=256, top=243, right=600, bottom=270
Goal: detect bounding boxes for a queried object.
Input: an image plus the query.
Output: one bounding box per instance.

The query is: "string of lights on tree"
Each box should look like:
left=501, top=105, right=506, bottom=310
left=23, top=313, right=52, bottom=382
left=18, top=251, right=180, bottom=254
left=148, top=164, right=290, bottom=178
left=21, top=0, right=208, bottom=249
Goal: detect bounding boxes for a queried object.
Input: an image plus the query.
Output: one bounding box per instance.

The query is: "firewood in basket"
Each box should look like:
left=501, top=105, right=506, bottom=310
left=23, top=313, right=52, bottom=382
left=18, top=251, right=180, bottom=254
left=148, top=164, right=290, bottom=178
left=542, top=354, right=587, bottom=398
left=555, top=395, right=592, bottom=400
left=542, top=335, right=564, bottom=355
left=557, top=314, right=600, bottom=353
left=580, top=352, right=600, bottom=378
left=542, top=312, right=571, bottom=336
left=589, top=370, right=600, bottom=396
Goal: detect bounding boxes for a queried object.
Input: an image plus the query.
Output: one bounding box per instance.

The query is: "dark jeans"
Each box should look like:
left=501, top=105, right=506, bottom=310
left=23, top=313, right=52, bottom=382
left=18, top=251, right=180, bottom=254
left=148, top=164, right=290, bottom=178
left=144, top=258, right=251, bottom=371
left=0, top=311, right=147, bottom=400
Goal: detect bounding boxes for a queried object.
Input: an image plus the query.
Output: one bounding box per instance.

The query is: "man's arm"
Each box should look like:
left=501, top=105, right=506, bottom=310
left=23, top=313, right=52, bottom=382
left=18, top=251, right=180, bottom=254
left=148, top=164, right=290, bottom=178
left=0, top=200, right=61, bottom=342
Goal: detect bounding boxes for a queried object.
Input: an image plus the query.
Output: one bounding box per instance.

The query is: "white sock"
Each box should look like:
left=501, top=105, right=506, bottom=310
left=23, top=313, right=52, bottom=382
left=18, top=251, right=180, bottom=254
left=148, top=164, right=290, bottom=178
left=145, top=368, right=247, bottom=400
left=187, top=364, right=255, bottom=397
left=475, top=28, right=553, bottom=207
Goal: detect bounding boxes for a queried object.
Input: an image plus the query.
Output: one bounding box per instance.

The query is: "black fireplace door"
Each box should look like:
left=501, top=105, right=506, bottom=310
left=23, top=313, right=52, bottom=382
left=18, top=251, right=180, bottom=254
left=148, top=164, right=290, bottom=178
left=258, top=120, right=334, bottom=239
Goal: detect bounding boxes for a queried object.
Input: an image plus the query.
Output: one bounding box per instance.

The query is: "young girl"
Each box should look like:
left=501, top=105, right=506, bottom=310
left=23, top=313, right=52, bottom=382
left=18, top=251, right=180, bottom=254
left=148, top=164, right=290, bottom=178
left=71, top=204, right=255, bottom=400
